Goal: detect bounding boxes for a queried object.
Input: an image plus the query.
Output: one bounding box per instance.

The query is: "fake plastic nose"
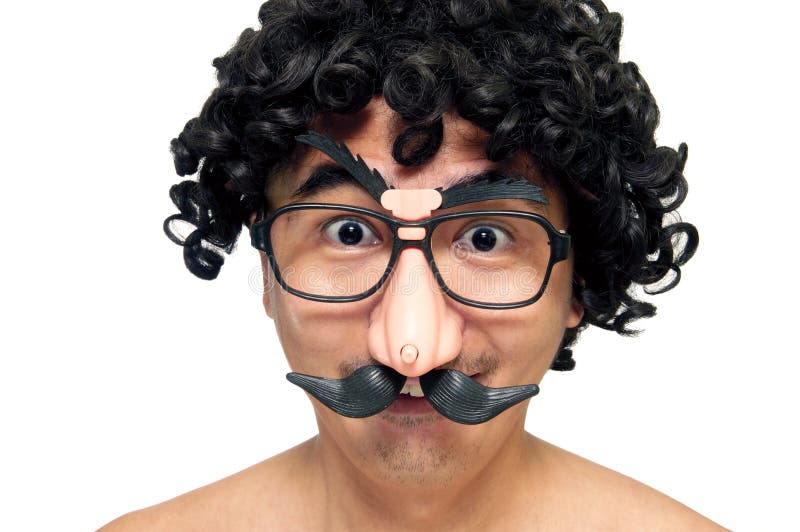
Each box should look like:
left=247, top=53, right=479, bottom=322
left=367, top=246, right=464, bottom=377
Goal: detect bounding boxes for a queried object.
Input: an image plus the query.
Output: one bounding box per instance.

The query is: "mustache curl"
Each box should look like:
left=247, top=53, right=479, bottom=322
left=286, top=365, right=539, bottom=425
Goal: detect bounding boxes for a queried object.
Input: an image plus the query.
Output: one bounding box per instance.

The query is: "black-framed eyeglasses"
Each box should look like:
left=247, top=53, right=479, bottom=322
left=250, top=203, right=571, bottom=309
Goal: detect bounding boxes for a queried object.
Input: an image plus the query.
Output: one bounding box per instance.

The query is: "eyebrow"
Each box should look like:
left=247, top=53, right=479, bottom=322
left=291, top=163, right=360, bottom=201
left=292, top=163, right=548, bottom=206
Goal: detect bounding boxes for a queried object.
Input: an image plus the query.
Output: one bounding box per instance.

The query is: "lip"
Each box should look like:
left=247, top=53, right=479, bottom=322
left=385, top=393, right=434, bottom=415
left=384, top=372, right=482, bottom=416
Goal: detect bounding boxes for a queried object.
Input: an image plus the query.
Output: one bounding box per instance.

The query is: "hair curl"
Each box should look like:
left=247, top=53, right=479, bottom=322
left=165, top=0, right=698, bottom=358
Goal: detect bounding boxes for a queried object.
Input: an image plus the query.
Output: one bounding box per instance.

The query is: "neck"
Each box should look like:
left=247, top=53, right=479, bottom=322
left=310, top=413, right=541, bottom=531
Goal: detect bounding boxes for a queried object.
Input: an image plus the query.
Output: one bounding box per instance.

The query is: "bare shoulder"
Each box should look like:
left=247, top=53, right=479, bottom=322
left=529, top=436, right=729, bottom=531
left=97, top=437, right=320, bottom=532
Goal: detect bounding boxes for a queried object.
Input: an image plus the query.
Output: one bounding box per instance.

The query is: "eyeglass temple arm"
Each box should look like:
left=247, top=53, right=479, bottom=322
left=250, top=217, right=269, bottom=251
left=551, top=232, right=571, bottom=262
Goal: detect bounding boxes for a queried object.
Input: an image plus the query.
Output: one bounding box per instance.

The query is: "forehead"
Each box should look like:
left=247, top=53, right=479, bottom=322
left=294, top=98, right=534, bottom=186
left=316, top=99, right=497, bottom=186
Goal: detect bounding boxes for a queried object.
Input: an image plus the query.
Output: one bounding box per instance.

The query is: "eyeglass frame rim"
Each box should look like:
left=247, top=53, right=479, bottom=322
left=250, top=202, right=572, bottom=310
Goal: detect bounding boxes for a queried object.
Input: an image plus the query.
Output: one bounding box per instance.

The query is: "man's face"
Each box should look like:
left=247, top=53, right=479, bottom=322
left=258, top=96, right=582, bottom=485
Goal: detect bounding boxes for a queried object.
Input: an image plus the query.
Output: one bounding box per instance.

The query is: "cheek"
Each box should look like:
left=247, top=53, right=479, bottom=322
left=260, top=253, right=362, bottom=370
left=465, top=266, right=575, bottom=379
left=270, top=293, right=374, bottom=374
left=478, top=306, right=564, bottom=372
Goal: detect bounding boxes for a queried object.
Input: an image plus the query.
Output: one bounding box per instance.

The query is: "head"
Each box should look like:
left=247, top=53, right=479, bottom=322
left=165, top=0, right=697, bottom=484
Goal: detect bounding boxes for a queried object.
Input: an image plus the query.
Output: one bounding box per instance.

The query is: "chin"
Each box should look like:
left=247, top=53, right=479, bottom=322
left=315, top=401, right=523, bottom=488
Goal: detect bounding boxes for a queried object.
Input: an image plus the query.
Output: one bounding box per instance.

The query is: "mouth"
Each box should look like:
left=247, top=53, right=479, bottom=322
left=387, top=374, right=482, bottom=416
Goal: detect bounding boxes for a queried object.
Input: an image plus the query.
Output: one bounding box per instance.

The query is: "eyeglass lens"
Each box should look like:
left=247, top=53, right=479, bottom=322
left=268, top=207, right=552, bottom=305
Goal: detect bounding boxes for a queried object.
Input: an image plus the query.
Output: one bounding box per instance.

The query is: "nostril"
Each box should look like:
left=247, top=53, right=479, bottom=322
left=400, top=344, right=419, bottom=363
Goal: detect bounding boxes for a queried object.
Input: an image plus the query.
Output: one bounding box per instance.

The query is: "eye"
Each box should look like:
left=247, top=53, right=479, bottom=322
left=323, top=218, right=381, bottom=247
left=455, top=224, right=512, bottom=253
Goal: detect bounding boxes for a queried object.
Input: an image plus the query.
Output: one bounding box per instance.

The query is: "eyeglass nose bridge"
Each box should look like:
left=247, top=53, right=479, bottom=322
left=375, top=219, right=444, bottom=303
left=396, top=226, right=427, bottom=240
left=389, top=219, right=439, bottom=258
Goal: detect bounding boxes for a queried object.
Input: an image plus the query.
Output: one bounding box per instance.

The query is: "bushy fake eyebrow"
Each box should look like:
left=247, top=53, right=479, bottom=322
left=439, top=171, right=548, bottom=208
left=293, top=131, right=548, bottom=206
left=295, top=132, right=388, bottom=201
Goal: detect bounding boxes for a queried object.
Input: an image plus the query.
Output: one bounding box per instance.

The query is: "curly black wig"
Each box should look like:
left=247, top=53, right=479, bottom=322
left=164, top=0, right=698, bottom=366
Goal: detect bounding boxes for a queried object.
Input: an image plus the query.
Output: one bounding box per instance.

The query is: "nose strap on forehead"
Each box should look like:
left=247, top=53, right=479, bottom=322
left=380, top=188, right=442, bottom=221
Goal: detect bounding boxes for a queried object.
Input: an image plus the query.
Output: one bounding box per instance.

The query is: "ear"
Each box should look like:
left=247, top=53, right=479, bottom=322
left=259, top=251, right=275, bottom=319
left=566, top=274, right=585, bottom=328
left=250, top=211, right=275, bottom=320
left=566, top=295, right=584, bottom=328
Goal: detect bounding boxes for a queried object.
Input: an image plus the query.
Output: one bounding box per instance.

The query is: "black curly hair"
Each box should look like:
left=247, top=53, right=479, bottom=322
left=164, top=0, right=698, bottom=368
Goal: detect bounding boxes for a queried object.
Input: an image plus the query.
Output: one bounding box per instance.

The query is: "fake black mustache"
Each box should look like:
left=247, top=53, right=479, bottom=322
left=286, top=365, right=539, bottom=425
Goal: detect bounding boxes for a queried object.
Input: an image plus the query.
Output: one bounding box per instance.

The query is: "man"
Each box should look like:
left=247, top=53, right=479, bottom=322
left=103, top=0, right=724, bottom=529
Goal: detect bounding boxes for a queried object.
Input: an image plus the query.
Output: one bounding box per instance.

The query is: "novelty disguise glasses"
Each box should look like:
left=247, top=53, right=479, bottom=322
left=252, top=204, right=569, bottom=308
left=250, top=131, right=572, bottom=424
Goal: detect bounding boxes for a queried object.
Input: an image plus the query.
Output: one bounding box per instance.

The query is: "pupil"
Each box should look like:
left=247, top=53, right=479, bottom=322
left=339, top=223, right=363, bottom=245
left=472, top=228, right=496, bottom=251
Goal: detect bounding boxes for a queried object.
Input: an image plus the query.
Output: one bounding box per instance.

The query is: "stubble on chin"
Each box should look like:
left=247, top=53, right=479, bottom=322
left=370, top=431, right=477, bottom=487
left=378, top=412, right=440, bottom=428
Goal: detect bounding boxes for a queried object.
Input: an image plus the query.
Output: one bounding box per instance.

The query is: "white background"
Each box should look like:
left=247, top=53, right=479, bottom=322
left=1, top=1, right=798, bottom=530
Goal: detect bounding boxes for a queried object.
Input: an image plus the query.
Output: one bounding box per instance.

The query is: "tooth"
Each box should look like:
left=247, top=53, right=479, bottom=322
left=398, top=382, right=424, bottom=397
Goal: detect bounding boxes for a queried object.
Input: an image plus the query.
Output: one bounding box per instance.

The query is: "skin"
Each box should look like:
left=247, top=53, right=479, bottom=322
left=100, top=97, right=727, bottom=531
